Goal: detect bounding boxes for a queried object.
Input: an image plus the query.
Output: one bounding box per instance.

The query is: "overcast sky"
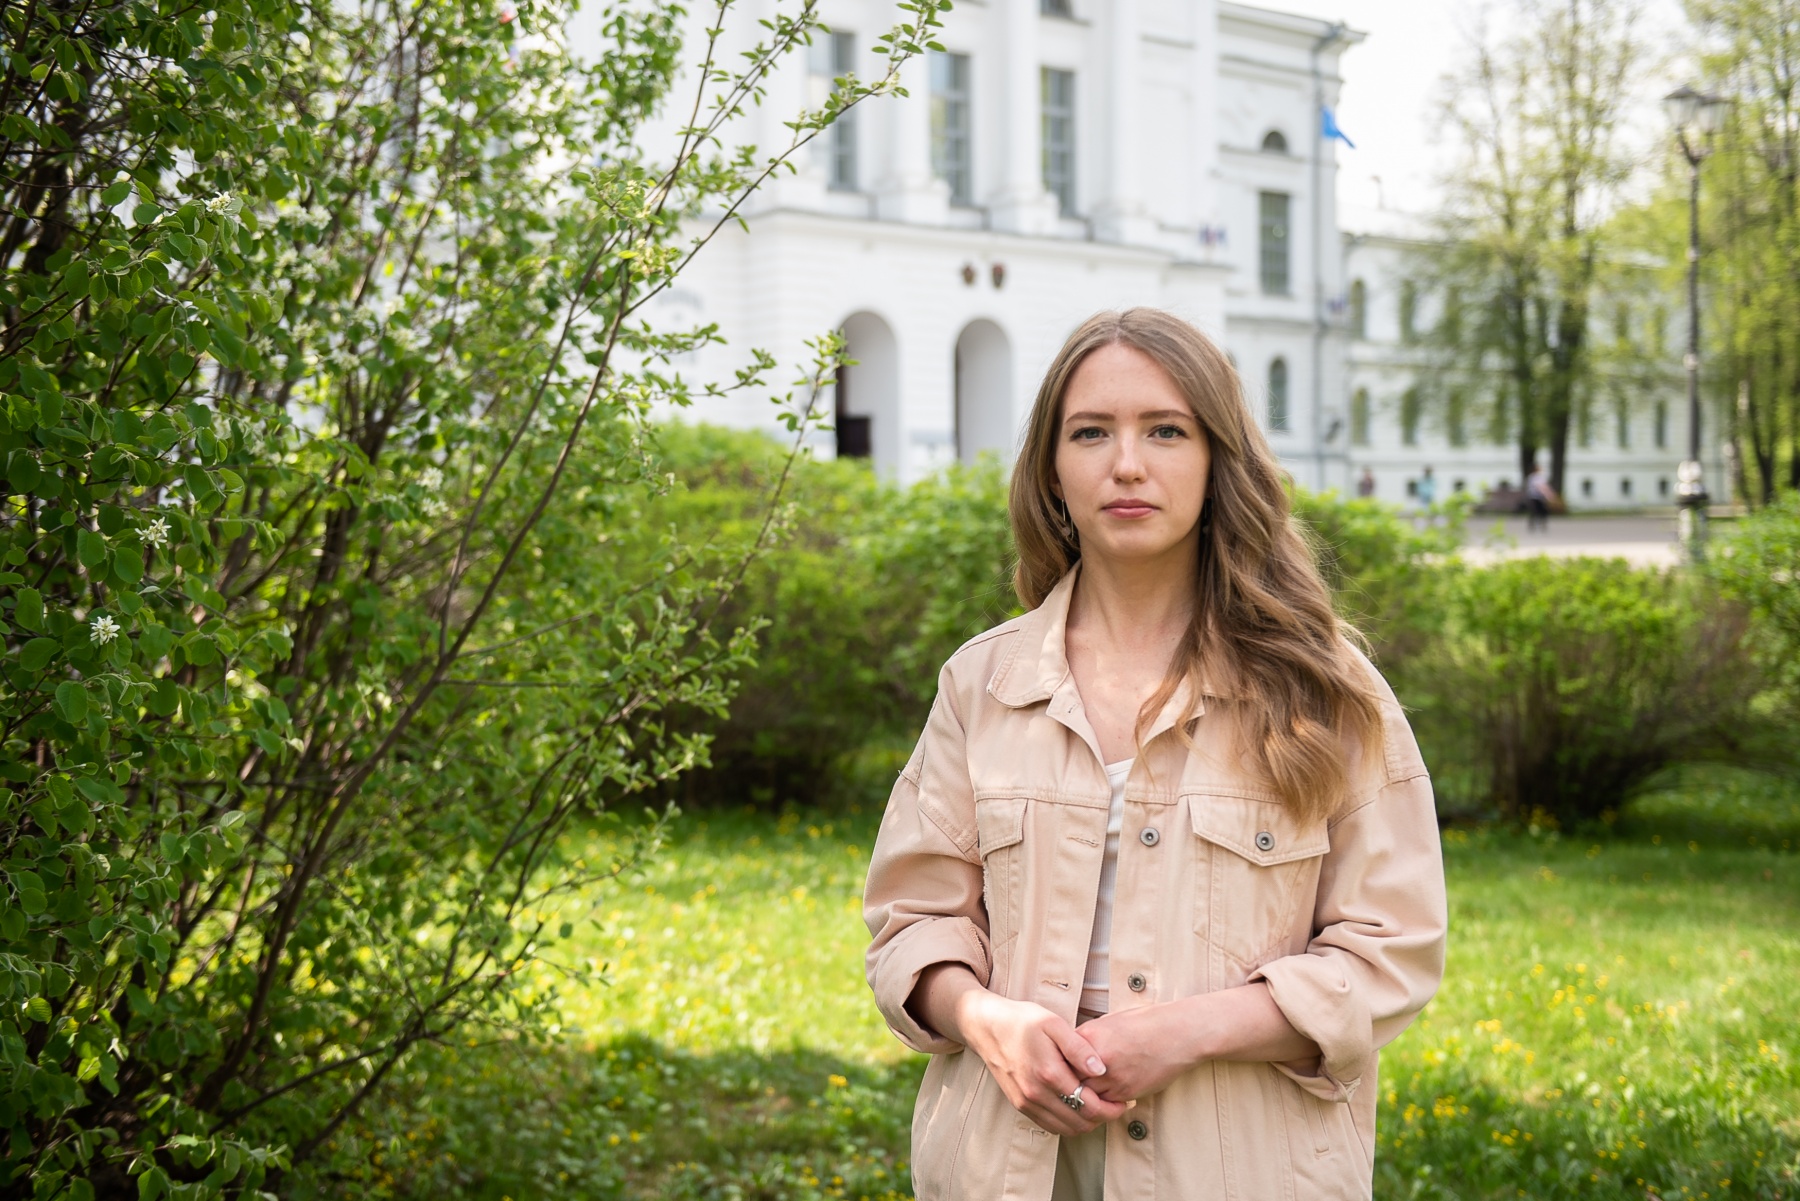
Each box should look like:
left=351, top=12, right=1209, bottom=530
left=1265, top=0, right=1698, bottom=215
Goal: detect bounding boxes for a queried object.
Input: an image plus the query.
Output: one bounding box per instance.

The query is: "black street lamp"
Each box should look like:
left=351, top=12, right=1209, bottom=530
left=1661, top=84, right=1730, bottom=562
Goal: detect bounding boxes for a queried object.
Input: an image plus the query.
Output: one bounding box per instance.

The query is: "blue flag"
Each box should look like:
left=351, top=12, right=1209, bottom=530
left=1321, top=106, right=1355, bottom=149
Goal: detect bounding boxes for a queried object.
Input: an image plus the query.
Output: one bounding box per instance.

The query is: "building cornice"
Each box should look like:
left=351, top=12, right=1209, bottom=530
left=1218, top=3, right=1367, bottom=49
left=719, top=206, right=1237, bottom=274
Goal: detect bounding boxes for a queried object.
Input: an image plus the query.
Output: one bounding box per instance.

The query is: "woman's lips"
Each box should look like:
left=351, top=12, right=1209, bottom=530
left=1102, top=500, right=1157, bottom=518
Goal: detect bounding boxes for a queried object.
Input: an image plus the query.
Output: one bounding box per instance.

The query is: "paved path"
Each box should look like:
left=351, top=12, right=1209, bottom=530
left=1458, top=513, right=1685, bottom=568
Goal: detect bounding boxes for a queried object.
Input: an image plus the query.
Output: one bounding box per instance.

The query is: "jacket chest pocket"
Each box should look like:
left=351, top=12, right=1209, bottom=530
left=1188, top=792, right=1329, bottom=970
left=975, top=797, right=1028, bottom=953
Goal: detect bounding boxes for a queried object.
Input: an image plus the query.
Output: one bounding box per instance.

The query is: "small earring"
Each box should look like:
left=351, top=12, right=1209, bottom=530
left=1055, top=498, right=1080, bottom=547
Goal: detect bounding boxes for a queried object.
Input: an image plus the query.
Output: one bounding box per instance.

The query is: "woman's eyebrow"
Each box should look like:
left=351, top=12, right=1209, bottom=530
left=1061, top=408, right=1194, bottom=425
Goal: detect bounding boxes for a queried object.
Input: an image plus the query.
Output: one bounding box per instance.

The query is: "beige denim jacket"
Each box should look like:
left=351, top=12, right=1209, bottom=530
left=863, top=569, right=1447, bottom=1201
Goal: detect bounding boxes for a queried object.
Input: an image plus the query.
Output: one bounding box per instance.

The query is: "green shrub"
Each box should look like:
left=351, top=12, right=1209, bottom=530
left=1712, top=496, right=1800, bottom=720
left=1290, top=489, right=1467, bottom=663
left=641, top=427, right=1015, bottom=807
left=1399, top=557, right=1771, bottom=826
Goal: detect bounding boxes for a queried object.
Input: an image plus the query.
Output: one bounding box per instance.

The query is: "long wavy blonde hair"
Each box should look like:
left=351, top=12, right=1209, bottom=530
left=1009, top=308, right=1381, bottom=822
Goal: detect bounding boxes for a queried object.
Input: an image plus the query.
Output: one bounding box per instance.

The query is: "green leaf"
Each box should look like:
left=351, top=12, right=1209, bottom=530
left=148, top=679, right=179, bottom=717
left=14, top=589, right=43, bottom=631
left=23, top=997, right=50, bottom=1022
left=181, top=634, right=217, bottom=666
left=113, top=546, right=145, bottom=584
left=6, top=450, right=40, bottom=491
left=18, top=638, right=58, bottom=671
left=78, top=528, right=108, bottom=568
left=101, top=180, right=132, bottom=206
left=62, top=259, right=90, bottom=297
left=132, top=202, right=162, bottom=226
left=75, top=776, right=122, bottom=805
left=53, top=680, right=89, bottom=723
left=138, top=622, right=172, bottom=661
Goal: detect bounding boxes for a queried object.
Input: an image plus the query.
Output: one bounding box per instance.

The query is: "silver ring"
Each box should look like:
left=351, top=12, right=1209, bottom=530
left=1060, top=1085, right=1085, bottom=1112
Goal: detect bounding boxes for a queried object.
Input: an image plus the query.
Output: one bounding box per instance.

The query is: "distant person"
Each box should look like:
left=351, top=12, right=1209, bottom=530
left=1357, top=466, right=1376, bottom=498
left=864, top=309, right=1446, bottom=1201
left=1416, top=465, right=1437, bottom=508
left=1525, top=464, right=1557, bottom=533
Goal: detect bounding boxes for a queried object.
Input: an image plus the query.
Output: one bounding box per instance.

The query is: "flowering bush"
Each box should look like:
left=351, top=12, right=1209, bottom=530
left=0, top=0, right=942, bottom=1192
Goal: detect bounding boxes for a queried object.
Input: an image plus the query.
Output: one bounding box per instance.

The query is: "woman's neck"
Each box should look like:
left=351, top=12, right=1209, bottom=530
left=1068, top=541, right=1199, bottom=655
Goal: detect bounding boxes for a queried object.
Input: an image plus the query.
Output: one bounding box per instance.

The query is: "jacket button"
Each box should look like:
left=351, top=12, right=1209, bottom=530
left=1139, top=826, right=1160, bottom=847
left=1127, top=972, right=1146, bottom=992
left=1255, top=831, right=1276, bottom=852
left=1128, top=1119, right=1149, bottom=1141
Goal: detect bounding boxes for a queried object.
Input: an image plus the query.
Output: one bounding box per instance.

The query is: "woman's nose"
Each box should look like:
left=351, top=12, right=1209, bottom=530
left=1112, top=442, right=1147, bottom=482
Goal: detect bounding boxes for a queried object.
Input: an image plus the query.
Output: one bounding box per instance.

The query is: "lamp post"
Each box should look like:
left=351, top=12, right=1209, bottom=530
left=1661, top=84, right=1729, bottom=562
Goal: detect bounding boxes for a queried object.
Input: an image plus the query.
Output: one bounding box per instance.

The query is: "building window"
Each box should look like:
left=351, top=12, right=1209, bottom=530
left=1350, top=387, right=1371, bottom=446
left=1399, top=279, right=1418, bottom=344
left=1041, top=0, right=1071, bottom=14
left=1348, top=279, right=1367, bottom=340
left=1659, top=476, right=1670, bottom=497
left=1401, top=386, right=1421, bottom=446
left=1447, top=390, right=1467, bottom=447
left=1616, top=398, right=1630, bottom=449
left=810, top=32, right=858, bottom=190
left=1582, top=477, right=1594, bottom=498
left=930, top=51, right=972, bottom=205
left=1621, top=476, right=1633, bottom=499
left=1577, top=397, right=1592, bottom=448
left=1267, top=358, right=1289, bottom=432
left=1654, top=400, right=1668, bottom=450
left=1652, top=306, right=1669, bottom=356
left=1260, top=129, right=1288, bottom=154
left=1041, top=68, right=1076, bottom=216
left=1258, top=191, right=1290, bottom=295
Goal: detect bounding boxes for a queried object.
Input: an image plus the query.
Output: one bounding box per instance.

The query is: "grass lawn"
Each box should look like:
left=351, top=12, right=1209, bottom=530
left=366, top=768, right=1800, bottom=1200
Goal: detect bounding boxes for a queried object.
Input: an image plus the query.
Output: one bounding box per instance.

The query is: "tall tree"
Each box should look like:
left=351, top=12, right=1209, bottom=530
left=1689, top=0, right=1800, bottom=504
left=1425, top=0, right=1649, bottom=492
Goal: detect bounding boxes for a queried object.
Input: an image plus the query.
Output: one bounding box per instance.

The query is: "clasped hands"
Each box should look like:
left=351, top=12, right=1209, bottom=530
left=955, top=991, right=1190, bottom=1138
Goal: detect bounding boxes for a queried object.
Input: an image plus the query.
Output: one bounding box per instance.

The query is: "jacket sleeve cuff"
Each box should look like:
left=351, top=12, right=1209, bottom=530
left=1250, top=952, right=1372, bottom=1103
left=872, top=916, right=992, bottom=1055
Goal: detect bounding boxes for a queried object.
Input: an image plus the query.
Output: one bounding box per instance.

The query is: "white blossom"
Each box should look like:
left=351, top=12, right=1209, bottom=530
left=142, top=516, right=172, bottom=547
left=90, top=614, right=121, bottom=645
left=418, top=466, right=444, bottom=491
left=205, top=191, right=235, bottom=214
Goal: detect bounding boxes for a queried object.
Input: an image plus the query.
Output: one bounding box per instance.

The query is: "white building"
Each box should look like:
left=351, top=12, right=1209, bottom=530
left=1340, top=210, right=1723, bottom=511
left=627, top=0, right=1715, bottom=507
left=639, top=0, right=1360, bottom=487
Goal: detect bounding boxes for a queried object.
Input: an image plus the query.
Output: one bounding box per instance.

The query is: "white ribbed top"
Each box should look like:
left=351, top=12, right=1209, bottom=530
left=1080, top=758, right=1134, bottom=1014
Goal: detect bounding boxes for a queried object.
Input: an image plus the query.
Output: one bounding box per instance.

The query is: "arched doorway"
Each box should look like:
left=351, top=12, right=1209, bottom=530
left=836, top=311, right=901, bottom=478
left=953, top=319, right=1013, bottom=464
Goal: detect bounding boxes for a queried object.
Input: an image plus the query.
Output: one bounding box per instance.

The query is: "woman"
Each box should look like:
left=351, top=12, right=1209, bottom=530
left=863, top=309, right=1446, bottom=1200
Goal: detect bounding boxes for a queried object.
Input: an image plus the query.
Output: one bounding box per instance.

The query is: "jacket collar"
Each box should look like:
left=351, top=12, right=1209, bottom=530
left=987, top=564, right=1227, bottom=737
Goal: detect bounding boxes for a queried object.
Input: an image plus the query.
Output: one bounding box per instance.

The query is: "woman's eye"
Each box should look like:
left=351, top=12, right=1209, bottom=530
left=1151, top=424, right=1187, bottom=439
left=1070, top=427, right=1105, bottom=441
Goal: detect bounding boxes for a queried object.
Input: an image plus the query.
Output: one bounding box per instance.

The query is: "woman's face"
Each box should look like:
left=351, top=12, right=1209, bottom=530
left=1052, top=343, right=1211, bottom=566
